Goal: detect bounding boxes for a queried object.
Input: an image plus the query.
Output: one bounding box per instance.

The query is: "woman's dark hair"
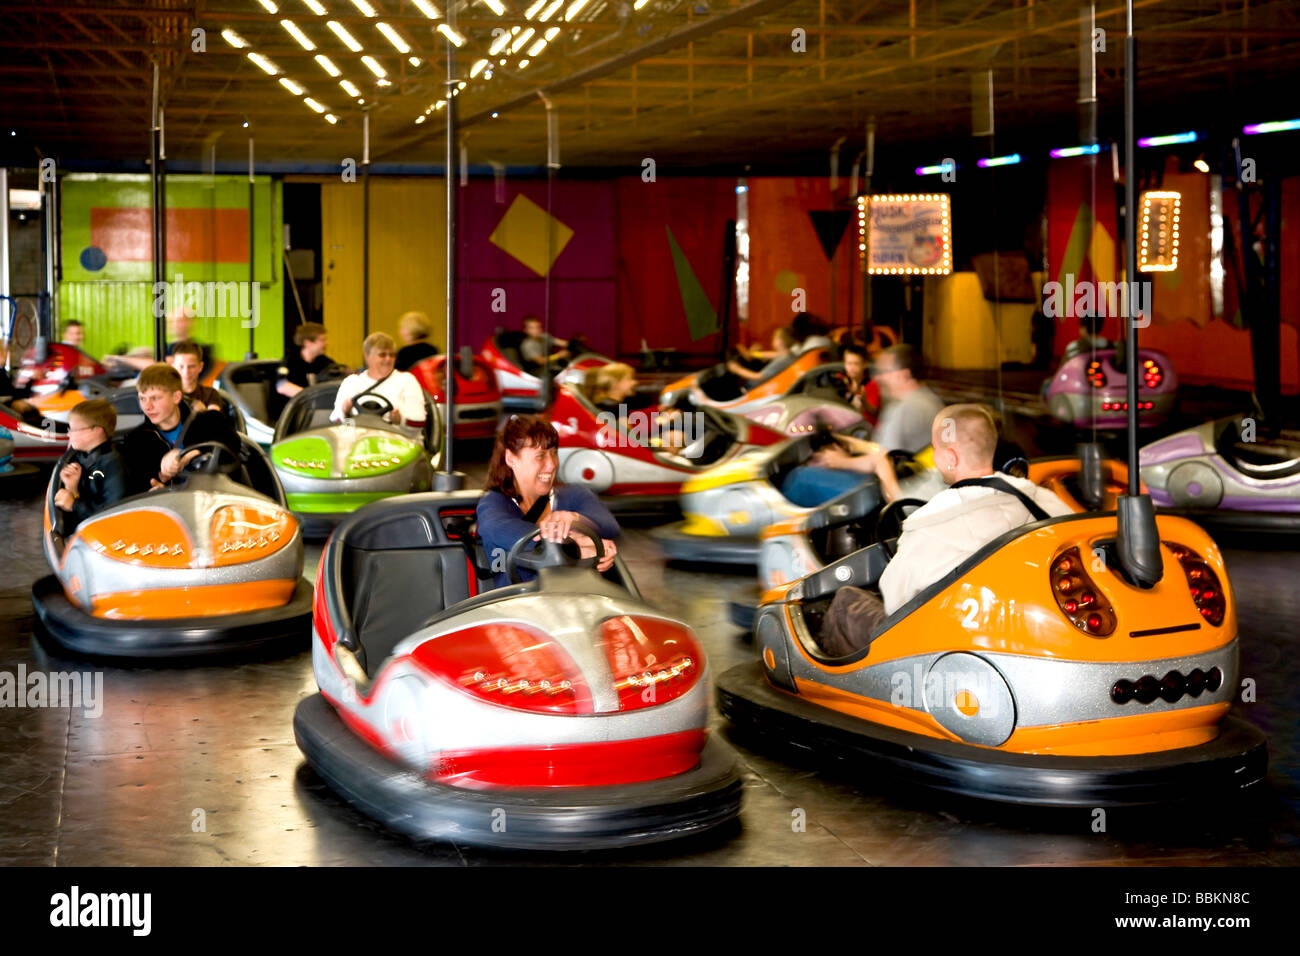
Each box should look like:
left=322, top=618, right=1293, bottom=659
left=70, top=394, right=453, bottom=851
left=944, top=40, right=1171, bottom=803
left=485, top=414, right=559, bottom=498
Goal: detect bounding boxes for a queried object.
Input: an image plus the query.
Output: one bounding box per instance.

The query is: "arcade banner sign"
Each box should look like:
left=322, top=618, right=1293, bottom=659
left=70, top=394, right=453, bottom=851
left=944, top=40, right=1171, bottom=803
left=858, top=193, right=952, bottom=275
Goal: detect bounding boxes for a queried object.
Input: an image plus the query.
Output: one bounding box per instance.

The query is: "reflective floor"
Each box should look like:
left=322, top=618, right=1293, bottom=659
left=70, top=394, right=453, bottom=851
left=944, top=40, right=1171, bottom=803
left=2, top=452, right=1297, bottom=867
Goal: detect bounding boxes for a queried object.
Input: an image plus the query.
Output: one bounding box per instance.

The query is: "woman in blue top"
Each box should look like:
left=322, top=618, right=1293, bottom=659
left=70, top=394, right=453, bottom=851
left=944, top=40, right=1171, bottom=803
left=477, top=414, right=620, bottom=588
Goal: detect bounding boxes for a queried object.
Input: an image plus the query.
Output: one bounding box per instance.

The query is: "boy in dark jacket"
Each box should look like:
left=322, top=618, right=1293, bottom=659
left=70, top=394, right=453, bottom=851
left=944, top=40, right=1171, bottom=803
left=55, top=399, right=128, bottom=535
left=123, top=363, right=237, bottom=495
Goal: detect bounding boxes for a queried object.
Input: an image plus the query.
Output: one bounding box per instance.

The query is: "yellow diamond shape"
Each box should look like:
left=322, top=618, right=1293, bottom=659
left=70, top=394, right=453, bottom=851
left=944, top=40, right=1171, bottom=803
left=489, top=194, right=575, bottom=277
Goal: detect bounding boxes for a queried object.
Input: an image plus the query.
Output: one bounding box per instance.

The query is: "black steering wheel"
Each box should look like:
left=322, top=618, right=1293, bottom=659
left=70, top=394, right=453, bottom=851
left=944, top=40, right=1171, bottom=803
left=874, top=497, right=927, bottom=558
left=351, top=393, right=395, bottom=419
left=182, top=440, right=243, bottom=476
left=505, top=515, right=606, bottom=584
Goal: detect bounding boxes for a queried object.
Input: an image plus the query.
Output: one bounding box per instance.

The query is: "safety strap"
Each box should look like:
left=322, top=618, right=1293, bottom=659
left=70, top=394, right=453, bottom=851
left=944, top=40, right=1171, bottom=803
left=950, top=475, right=1050, bottom=522
left=517, top=491, right=555, bottom=524
left=353, top=371, right=393, bottom=403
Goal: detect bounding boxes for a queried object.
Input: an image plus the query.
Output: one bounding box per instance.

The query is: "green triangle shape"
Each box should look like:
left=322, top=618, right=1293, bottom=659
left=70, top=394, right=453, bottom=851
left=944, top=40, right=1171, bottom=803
left=1057, top=201, right=1094, bottom=286
left=667, top=225, right=719, bottom=341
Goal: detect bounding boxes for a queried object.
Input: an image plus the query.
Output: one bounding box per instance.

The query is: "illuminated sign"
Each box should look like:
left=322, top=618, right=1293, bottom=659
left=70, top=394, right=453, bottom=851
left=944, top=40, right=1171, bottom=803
left=1139, top=190, right=1181, bottom=272
left=858, top=193, right=952, bottom=275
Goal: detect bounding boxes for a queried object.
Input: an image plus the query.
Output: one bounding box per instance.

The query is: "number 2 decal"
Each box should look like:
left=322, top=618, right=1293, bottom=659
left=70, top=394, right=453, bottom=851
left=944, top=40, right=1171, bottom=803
left=959, top=598, right=979, bottom=628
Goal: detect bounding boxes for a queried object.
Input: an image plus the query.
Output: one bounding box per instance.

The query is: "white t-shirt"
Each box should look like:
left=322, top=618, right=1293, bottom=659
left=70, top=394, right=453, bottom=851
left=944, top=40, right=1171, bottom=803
left=330, top=369, right=427, bottom=424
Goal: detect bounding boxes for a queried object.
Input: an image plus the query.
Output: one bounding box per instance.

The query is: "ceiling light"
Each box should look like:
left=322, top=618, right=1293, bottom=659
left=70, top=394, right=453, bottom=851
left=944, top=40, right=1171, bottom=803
left=1242, top=118, right=1300, bottom=135
left=256, top=0, right=278, bottom=12
left=976, top=153, right=1020, bottom=168
left=488, top=30, right=511, bottom=55
left=527, top=37, right=547, bottom=55
left=436, top=99, right=446, bottom=108
left=564, top=0, right=591, bottom=20
left=412, top=0, right=442, bottom=18
left=376, top=77, right=391, bottom=86
left=325, top=113, right=339, bottom=124
left=524, top=0, right=546, bottom=16
left=518, top=59, right=529, bottom=68
left=1194, top=158, right=1210, bottom=173
left=1049, top=143, right=1102, bottom=158
left=248, top=52, right=281, bottom=75
left=470, top=58, right=488, bottom=77
left=458, top=81, right=466, bottom=89
left=409, top=56, right=421, bottom=66
left=361, top=55, right=387, bottom=77
left=491, top=112, right=499, bottom=118
left=510, top=28, right=535, bottom=53
left=415, top=115, right=426, bottom=124
left=340, top=79, right=361, bottom=97
left=349, top=0, right=377, bottom=15
left=281, top=20, right=317, bottom=50
left=302, top=0, right=327, bottom=13
left=279, top=77, right=305, bottom=95
left=544, top=26, right=560, bottom=40
left=437, top=24, right=466, bottom=46
left=314, top=54, right=341, bottom=76
left=221, top=28, right=249, bottom=48
left=538, top=0, right=563, bottom=20
left=304, top=97, right=327, bottom=113
left=327, top=20, right=363, bottom=51
left=634, top=0, right=649, bottom=7
left=499, top=58, right=506, bottom=65
left=481, top=0, right=507, bottom=13
left=1137, top=132, right=1198, bottom=148
left=376, top=22, right=410, bottom=53
left=914, top=162, right=954, bottom=176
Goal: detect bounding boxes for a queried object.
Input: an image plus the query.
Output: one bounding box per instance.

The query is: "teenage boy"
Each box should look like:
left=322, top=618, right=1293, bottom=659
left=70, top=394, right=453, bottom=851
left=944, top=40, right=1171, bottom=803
left=169, top=340, right=228, bottom=414
left=273, top=322, right=334, bottom=421
left=54, top=399, right=128, bottom=535
left=123, top=363, right=235, bottom=494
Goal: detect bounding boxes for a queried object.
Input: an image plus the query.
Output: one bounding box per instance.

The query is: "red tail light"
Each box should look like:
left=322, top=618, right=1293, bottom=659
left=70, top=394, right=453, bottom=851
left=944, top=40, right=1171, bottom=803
left=1142, top=358, right=1163, bottom=389
left=1049, top=547, right=1116, bottom=636
left=1164, top=542, right=1226, bottom=626
left=1087, top=360, right=1107, bottom=389
left=412, top=623, right=594, bottom=715
left=601, top=615, right=701, bottom=711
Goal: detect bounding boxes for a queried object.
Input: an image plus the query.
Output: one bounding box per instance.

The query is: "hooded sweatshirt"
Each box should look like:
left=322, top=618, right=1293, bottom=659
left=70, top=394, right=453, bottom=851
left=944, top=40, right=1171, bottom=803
left=878, top=473, right=1073, bottom=613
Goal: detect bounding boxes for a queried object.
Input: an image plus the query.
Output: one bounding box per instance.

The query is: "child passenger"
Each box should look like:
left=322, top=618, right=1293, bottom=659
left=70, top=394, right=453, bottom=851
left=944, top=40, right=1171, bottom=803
left=55, top=399, right=127, bottom=535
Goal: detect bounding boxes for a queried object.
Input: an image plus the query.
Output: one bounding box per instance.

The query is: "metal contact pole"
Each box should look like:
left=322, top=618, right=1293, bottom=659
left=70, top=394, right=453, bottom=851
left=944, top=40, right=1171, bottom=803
left=436, top=13, right=463, bottom=490
left=861, top=118, right=875, bottom=338
left=248, top=133, right=257, bottom=359
left=150, top=63, right=165, bottom=361
left=539, top=92, right=558, bottom=411
left=1123, top=0, right=1139, bottom=493
left=362, top=110, right=371, bottom=338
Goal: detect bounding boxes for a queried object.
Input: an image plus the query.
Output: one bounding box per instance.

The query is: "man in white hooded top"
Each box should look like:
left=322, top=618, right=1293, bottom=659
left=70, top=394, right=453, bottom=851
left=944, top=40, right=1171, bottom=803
left=819, top=403, right=1072, bottom=656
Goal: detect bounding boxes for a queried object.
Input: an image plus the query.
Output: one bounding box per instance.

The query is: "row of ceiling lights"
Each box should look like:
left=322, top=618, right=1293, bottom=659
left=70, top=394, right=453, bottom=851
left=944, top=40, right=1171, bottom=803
left=223, top=0, right=611, bottom=130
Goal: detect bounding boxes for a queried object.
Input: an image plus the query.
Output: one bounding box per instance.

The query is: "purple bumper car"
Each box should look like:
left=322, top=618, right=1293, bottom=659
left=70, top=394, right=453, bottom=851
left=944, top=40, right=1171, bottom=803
left=1044, top=346, right=1177, bottom=429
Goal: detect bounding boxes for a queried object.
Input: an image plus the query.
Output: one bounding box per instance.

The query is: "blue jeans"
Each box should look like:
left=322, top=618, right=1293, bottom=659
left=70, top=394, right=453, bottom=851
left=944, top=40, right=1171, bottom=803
left=780, top=465, right=870, bottom=508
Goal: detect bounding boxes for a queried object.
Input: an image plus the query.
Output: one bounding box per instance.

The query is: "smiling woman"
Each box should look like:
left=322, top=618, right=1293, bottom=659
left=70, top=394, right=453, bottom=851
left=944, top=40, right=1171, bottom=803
left=476, top=414, right=620, bottom=588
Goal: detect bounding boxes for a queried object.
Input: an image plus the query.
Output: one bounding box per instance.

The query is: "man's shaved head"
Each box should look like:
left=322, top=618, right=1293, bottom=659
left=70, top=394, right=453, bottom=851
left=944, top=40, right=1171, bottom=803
left=932, top=403, right=998, bottom=471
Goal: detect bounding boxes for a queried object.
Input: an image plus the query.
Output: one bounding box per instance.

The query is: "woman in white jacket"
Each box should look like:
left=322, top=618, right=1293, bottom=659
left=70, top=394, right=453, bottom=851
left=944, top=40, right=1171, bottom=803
left=820, top=403, right=1072, bottom=656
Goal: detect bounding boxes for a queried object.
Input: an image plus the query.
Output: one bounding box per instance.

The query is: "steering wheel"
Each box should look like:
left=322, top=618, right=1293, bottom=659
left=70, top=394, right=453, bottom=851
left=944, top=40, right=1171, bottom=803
left=873, top=497, right=927, bottom=558
left=505, top=515, right=606, bottom=584
left=351, top=393, right=395, bottom=419
left=181, top=440, right=243, bottom=476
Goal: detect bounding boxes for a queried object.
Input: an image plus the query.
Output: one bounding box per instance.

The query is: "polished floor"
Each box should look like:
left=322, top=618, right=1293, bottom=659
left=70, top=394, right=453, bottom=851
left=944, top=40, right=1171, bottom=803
left=2, top=451, right=1297, bottom=866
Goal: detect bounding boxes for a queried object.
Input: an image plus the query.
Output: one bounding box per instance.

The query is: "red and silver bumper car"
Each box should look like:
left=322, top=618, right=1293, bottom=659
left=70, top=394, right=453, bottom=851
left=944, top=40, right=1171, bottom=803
left=551, top=384, right=786, bottom=512
left=0, top=399, right=69, bottom=464
left=407, top=353, right=503, bottom=439
left=295, top=492, right=742, bottom=850
left=479, top=330, right=610, bottom=410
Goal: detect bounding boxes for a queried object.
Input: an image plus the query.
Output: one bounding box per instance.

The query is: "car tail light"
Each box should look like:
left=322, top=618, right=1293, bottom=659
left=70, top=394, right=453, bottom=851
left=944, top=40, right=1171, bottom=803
left=1142, top=358, right=1163, bottom=389
left=600, top=615, right=701, bottom=711
left=344, top=435, right=419, bottom=477
left=78, top=510, right=193, bottom=568
left=411, top=623, right=593, bottom=715
left=1049, top=547, right=1116, bottom=636
left=210, top=504, right=295, bottom=566
left=1086, top=360, right=1107, bottom=389
left=274, top=436, right=331, bottom=477
left=1164, top=542, right=1226, bottom=626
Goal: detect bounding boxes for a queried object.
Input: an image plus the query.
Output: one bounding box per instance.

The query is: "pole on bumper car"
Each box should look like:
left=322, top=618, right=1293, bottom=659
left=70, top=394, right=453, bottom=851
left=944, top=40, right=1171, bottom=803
left=247, top=132, right=257, bottom=359
left=150, top=63, right=166, bottom=361
left=1115, top=0, right=1162, bottom=588
left=434, top=13, right=465, bottom=492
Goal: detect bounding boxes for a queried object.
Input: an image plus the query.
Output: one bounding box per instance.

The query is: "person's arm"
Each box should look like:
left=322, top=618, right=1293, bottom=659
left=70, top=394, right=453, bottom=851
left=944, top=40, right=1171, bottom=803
left=276, top=379, right=302, bottom=398
left=726, top=360, right=762, bottom=381
left=477, top=492, right=543, bottom=563
left=399, top=376, right=426, bottom=425
left=561, top=485, right=620, bottom=540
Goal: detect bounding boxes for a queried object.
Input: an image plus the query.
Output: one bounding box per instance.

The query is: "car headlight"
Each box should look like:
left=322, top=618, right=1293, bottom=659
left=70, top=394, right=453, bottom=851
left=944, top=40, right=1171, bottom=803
left=274, top=436, right=331, bottom=477
left=345, top=435, right=420, bottom=477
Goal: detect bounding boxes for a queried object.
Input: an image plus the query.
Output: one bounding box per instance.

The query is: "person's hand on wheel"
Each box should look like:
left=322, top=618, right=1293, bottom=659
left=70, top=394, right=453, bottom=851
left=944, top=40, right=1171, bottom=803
left=159, top=448, right=199, bottom=482
left=538, top=509, right=581, bottom=543
left=54, top=488, right=75, bottom=510
left=573, top=534, right=617, bottom=571
left=59, top=461, right=82, bottom=492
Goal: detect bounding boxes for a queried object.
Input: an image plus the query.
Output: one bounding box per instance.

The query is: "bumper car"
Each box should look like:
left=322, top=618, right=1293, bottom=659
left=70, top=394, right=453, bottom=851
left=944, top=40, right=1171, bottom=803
left=658, top=348, right=836, bottom=417
left=271, top=381, right=443, bottom=540
left=407, top=353, right=502, bottom=439
left=1140, top=415, right=1300, bottom=534
left=553, top=384, right=785, bottom=511
left=0, top=425, right=41, bottom=493
left=1043, top=345, right=1177, bottom=429
left=651, top=429, right=886, bottom=566
left=478, top=330, right=610, bottom=410
left=0, top=399, right=69, bottom=464
left=31, top=435, right=312, bottom=659
left=294, top=492, right=742, bottom=850
left=216, top=359, right=351, bottom=448
left=742, top=393, right=867, bottom=439
left=718, top=507, right=1267, bottom=807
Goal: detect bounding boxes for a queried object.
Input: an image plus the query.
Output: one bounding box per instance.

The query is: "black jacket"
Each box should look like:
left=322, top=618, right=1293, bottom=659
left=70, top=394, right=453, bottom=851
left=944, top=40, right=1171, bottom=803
left=55, top=440, right=128, bottom=536
left=121, top=400, right=239, bottom=495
